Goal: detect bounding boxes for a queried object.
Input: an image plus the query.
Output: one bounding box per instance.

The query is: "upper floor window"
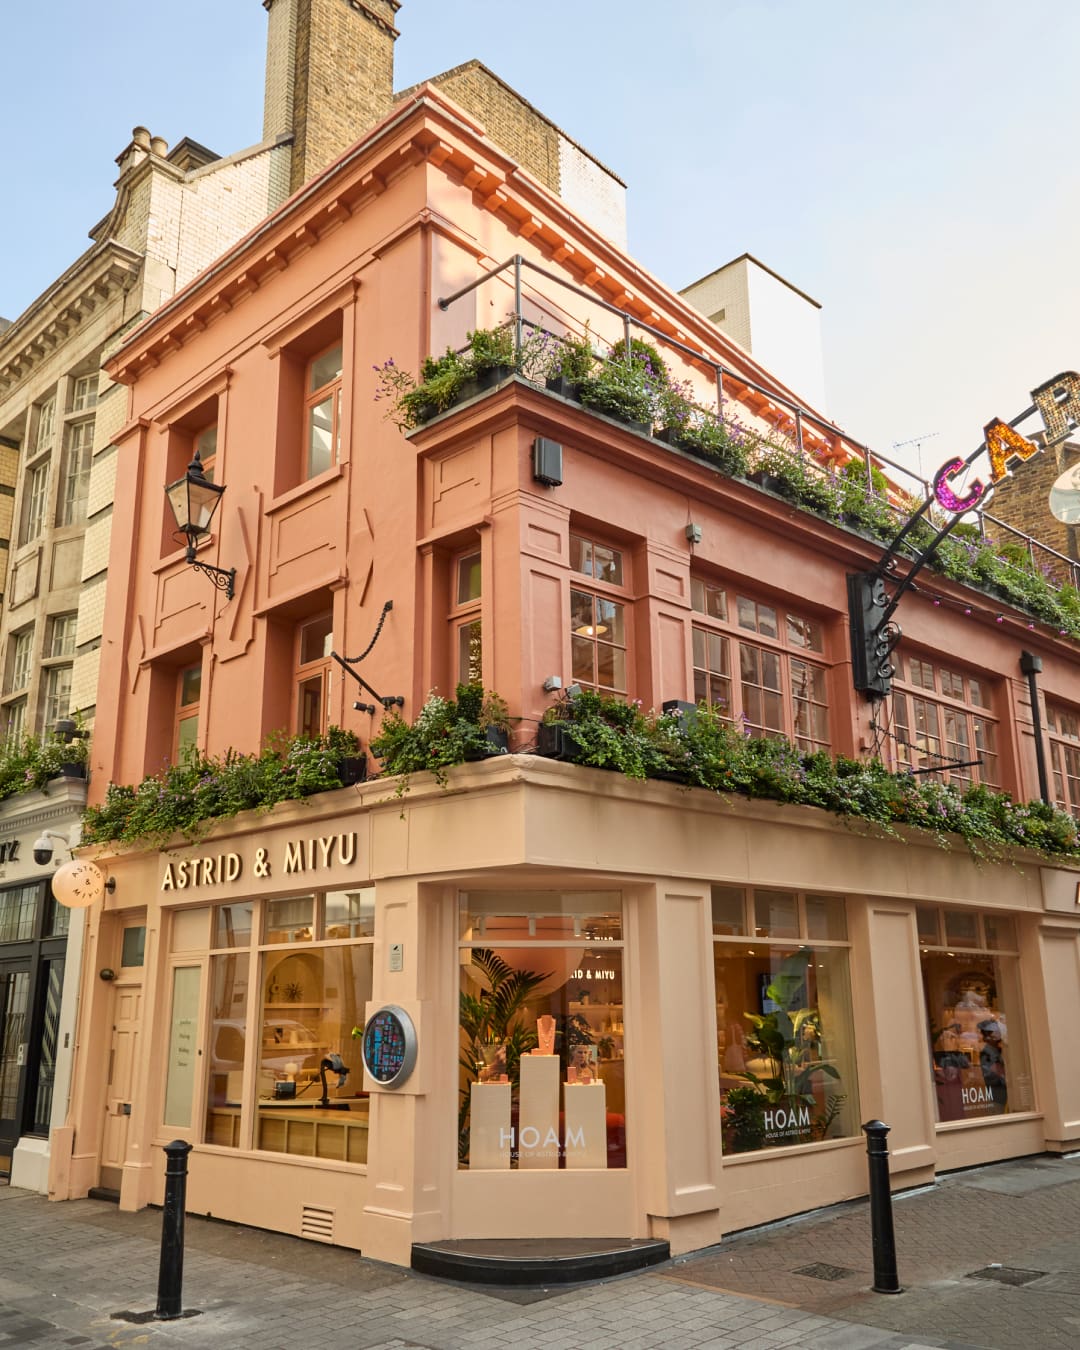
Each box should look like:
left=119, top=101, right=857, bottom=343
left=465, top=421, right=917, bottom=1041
left=3, top=698, right=27, bottom=746
left=451, top=551, right=482, bottom=684
left=570, top=532, right=628, bottom=695
left=47, top=614, right=77, bottom=659
left=175, top=664, right=202, bottom=759
left=890, top=655, right=998, bottom=789
left=6, top=629, right=33, bottom=695
left=1046, top=703, right=1080, bottom=818
left=295, top=615, right=333, bottom=737
left=70, top=374, right=98, bottom=413
left=57, top=419, right=93, bottom=526
left=691, top=578, right=829, bottom=751
left=305, top=345, right=342, bottom=480
left=34, top=396, right=56, bottom=454
left=20, top=461, right=49, bottom=545
left=43, top=665, right=72, bottom=728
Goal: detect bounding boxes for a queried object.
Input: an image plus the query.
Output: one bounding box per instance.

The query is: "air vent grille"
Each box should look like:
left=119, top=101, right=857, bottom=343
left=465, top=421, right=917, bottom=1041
left=301, top=1205, right=334, bottom=1242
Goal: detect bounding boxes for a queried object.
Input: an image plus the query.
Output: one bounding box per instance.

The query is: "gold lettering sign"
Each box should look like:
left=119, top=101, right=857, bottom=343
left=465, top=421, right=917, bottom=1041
left=984, top=418, right=1039, bottom=484
left=160, top=832, right=358, bottom=893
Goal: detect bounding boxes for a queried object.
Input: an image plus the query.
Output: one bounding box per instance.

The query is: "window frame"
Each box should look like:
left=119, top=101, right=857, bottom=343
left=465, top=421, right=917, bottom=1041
left=889, top=653, right=999, bottom=789
left=569, top=530, right=631, bottom=696
left=6, top=628, right=34, bottom=695
left=449, top=549, right=482, bottom=686
left=690, top=576, right=831, bottom=751
left=294, top=614, right=333, bottom=739
left=20, top=459, right=50, bottom=545
left=303, top=343, right=343, bottom=481
left=56, top=417, right=94, bottom=526
left=1046, top=701, right=1080, bottom=818
left=174, top=663, right=202, bottom=761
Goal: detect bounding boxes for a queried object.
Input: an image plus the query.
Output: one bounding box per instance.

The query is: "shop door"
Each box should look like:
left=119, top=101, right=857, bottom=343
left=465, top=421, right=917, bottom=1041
left=0, top=963, right=31, bottom=1177
left=100, top=983, right=142, bottom=1188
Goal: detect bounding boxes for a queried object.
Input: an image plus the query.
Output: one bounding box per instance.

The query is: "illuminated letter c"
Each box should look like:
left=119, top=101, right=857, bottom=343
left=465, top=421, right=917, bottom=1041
left=933, top=457, right=985, bottom=513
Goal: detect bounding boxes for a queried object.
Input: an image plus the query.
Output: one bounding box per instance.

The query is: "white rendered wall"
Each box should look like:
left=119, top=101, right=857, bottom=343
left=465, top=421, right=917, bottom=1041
left=558, top=138, right=628, bottom=250
left=745, top=260, right=828, bottom=415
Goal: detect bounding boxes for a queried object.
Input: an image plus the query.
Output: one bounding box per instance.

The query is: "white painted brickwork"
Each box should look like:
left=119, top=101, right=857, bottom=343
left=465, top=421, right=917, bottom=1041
left=558, top=138, right=628, bottom=250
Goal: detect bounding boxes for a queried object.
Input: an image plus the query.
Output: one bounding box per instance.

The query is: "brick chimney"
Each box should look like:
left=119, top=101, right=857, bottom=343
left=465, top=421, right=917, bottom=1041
left=263, top=0, right=400, bottom=194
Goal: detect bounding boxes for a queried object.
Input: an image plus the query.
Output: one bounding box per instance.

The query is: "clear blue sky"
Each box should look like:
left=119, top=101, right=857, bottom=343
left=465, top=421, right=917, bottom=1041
left=2, top=0, right=1076, bottom=478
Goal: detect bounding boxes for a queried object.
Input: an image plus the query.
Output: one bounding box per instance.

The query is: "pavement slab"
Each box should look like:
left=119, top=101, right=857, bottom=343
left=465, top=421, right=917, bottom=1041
left=3, top=1157, right=1080, bottom=1348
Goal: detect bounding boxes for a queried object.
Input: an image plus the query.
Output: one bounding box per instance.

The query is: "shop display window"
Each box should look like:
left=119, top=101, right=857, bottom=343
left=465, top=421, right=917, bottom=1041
left=714, top=887, right=859, bottom=1154
left=201, top=892, right=374, bottom=1161
left=918, top=906, right=1033, bottom=1123
left=458, top=891, right=625, bottom=1171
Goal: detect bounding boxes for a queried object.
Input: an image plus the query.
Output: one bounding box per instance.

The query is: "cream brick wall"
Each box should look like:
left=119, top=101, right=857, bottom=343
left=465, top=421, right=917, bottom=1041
left=263, top=0, right=299, bottom=140
left=75, top=574, right=107, bottom=652
left=80, top=513, right=112, bottom=583
left=558, top=137, right=628, bottom=250
left=85, top=443, right=117, bottom=524
left=681, top=259, right=753, bottom=352
left=71, top=639, right=101, bottom=718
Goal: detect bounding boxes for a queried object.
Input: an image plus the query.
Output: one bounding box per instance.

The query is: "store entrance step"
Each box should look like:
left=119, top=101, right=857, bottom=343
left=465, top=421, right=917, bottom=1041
left=411, top=1236, right=670, bottom=1285
left=87, top=1186, right=121, bottom=1203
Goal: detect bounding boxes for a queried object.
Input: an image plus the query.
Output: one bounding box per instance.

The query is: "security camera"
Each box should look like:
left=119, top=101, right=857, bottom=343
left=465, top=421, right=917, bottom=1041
left=32, top=830, right=70, bottom=866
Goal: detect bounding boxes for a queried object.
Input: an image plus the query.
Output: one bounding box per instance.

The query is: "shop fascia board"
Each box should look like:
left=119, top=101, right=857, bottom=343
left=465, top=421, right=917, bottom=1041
left=80, top=755, right=1074, bottom=919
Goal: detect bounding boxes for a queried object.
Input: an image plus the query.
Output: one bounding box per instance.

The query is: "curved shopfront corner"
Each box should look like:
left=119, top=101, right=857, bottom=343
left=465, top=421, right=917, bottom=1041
left=51, top=757, right=1080, bottom=1266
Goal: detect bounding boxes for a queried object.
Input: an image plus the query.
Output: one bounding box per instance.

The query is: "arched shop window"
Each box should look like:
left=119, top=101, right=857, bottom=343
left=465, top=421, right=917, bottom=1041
left=458, top=892, right=626, bottom=1171
left=713, top=887, right=859, bottom=1153
left=917, top=906, right=1033, bottom=1123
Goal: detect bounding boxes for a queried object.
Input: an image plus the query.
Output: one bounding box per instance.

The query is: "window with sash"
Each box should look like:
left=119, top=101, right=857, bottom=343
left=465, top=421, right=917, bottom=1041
left=890, top=655, right=998, bottom=788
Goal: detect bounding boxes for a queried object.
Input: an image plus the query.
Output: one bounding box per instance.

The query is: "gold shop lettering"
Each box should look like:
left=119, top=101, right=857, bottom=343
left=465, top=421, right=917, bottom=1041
left=162, top=853, right=243, bottom=890
left=283, top=833, right=358, bottom=874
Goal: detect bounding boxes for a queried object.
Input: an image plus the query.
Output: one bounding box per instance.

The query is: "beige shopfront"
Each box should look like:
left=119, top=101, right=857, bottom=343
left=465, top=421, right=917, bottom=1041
left=54, top=756, right=1080, bottom=1268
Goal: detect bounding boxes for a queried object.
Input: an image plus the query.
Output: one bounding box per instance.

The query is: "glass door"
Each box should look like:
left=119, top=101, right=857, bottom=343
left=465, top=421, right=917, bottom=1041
left=0, top=963, right=31, bottom=1176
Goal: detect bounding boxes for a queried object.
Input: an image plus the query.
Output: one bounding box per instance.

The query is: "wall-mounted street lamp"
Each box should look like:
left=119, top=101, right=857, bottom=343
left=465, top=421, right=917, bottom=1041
left=164, top=452, right=236, bottom=600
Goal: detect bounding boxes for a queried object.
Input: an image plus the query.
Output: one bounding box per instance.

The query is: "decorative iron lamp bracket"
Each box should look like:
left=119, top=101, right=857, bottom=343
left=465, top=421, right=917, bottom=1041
left=330, top=600, right=405, bottom=712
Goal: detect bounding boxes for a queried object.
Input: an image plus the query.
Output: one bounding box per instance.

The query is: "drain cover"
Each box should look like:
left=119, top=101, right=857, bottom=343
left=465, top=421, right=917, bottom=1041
left=967, top=1266, right=1046, bottom=1287
left=793, top=1263, right=856, bottom=1282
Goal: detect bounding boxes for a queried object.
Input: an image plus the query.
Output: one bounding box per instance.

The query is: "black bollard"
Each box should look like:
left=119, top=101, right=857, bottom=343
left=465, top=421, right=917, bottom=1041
left=861, top=1120, right=902, bottom=1293
left=156, top=1140, right=193, bottom=1319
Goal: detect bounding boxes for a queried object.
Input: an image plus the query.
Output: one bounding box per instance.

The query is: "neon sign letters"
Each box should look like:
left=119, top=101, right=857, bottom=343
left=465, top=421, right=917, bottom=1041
left=931, top=371, right=1080, bottom=514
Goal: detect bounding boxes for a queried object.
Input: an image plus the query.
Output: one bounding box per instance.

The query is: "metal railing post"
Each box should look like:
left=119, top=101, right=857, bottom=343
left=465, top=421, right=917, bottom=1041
left=715, top=366, right=725, bottom=425
left=862, top=1121, right=902, bottom=1294
left=156, top=1140, right=193, bottom=1319
left=513, top=255, right=523, bottom=367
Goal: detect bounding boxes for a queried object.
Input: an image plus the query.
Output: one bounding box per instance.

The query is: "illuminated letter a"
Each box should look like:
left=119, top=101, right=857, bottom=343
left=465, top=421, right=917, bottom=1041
left=985, top=418, right=1039, bottom=484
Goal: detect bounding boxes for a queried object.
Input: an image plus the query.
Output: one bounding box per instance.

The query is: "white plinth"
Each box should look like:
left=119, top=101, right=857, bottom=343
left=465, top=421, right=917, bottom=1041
left=518, top=1055, right=560, bottom=1169
left=469, top=1082, right=511, bottom=1169
left=564, top=1081, right=607, bottom=1169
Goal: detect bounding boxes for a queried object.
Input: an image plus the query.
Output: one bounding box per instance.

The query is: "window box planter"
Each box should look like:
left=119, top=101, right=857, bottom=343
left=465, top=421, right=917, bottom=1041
left=336, top=756, right=368, bottom=787
left=746, top=469, right=792, bottom=497
left=545, top=375, right=584, bottom=401
left=475, top=363, right=514, bottom=391
left=536, top=723, right=587, bottom=763
left=464, top=726, right=510, bottom=761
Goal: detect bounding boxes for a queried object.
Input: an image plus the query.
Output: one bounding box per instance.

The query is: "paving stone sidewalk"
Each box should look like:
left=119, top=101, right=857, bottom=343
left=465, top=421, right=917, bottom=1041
left=2, top=1154, right=1078, bottom=1349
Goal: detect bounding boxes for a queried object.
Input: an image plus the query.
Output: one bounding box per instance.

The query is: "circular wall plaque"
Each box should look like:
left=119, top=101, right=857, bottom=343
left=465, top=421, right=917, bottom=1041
left=361, top=1005, right=417, bottom=1088
left=1050, top=463, right=1080, bottom=524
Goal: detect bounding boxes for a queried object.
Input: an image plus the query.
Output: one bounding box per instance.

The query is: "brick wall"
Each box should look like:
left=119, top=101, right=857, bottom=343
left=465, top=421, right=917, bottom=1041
left=289, top=0, right=398, bottom=194
left=430, top=63, right=561, bottom=195
left=986, top=440, right=1080, bottom=561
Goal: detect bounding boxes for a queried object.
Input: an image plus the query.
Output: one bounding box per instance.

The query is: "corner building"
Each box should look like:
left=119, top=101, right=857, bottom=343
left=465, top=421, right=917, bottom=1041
left=59, top=83, right=1080, bottom=1268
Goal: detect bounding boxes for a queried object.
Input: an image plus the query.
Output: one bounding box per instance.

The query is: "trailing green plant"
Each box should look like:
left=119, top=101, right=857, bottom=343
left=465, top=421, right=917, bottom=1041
left=577, top=355, right=658, bottom=426
left=467, top=324, right=516, bottom=373
left=0, top=722, right=92, bottom=803
left=81, top=726, right=363, bottom=849
left=369, top=682, right=509, bottom=799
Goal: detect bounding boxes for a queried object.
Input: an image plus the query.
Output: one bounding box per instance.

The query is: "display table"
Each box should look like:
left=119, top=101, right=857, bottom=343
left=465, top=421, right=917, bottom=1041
left=564, top=1081, right=608, bottom=1169
left=518, top=1056, right=560, bottom=1169
left=470, top=1082, right=511, bottom=1169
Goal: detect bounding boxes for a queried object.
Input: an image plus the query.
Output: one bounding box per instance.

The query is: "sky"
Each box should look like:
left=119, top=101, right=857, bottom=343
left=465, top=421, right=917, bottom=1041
left=2, top=0, right=1076, bottom=482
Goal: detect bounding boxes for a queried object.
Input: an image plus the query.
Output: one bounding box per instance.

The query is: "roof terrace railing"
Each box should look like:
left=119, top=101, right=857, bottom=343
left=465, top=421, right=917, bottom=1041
left=437, top=254, right=1080, bottom=595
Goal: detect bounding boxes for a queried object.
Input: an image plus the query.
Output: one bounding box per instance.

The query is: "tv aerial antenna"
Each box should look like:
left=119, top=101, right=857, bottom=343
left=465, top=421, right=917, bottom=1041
left=892, top=431, right=940, bottom=483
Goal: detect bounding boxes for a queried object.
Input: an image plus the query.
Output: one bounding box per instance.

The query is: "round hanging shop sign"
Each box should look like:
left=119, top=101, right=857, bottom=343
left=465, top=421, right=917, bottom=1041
left=361, top=1005, right=417, bottom=1088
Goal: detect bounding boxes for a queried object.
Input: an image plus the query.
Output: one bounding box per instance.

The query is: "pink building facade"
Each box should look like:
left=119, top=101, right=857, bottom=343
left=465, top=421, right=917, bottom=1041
left=53, top=86, right=1080, bottom=1269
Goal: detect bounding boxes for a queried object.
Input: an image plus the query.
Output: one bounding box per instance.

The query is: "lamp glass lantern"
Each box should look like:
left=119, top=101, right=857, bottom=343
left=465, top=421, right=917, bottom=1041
left=166, top=454, right=226, bottom=559
left=164, top=453, right=235, bottom=599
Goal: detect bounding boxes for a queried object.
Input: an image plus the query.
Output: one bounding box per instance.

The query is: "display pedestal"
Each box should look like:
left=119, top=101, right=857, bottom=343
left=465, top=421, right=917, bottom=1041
left=518, top=1056, right=560, bottom=1169
left=564, top=1081, right=607, bottom=1169
left=470, top=1082, right=511, bottom=1169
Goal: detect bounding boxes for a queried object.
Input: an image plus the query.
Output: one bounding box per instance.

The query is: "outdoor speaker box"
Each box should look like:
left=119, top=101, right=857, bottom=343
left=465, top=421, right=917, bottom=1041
left=533, top=438, right=563, bottom=486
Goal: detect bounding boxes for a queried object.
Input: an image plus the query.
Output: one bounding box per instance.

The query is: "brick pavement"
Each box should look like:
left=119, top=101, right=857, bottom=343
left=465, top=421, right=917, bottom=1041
left=1, top=1156, right=1078, bottom=1349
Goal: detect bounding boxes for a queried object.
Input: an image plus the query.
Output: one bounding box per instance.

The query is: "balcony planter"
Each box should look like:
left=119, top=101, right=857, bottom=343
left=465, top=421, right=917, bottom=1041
left=545, top=375, right=584, bottom=401
left=746, top=469, right=792, bottom=497
left=475, top=363, right=514, bottom=391
left=536, top=723, right=587, bottom=763
left=464, top=726, right=510, bottom=761
left=336, top=756, right=368, bottom=787
left=59, top=762, right=87, bottom=780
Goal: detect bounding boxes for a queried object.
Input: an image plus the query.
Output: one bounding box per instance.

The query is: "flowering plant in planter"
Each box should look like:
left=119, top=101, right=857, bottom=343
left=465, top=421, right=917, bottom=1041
left=81, top=726, right=363, bottom=848
left=370, top=682, right=510, bottom=799
left=0, top=724, right=92, bottom=803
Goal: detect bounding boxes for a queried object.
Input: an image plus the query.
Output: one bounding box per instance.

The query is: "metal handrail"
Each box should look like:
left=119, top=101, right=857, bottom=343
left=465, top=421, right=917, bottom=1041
left=437, top=255, right=1079, bottom=595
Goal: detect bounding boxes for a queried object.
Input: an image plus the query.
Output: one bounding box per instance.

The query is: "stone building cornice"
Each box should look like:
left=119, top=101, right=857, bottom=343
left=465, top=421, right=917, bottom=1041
left=0, top=241, right=143, bottom=399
